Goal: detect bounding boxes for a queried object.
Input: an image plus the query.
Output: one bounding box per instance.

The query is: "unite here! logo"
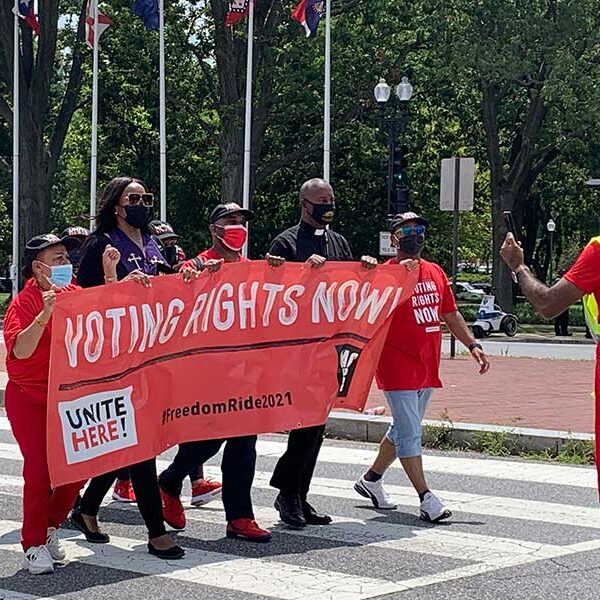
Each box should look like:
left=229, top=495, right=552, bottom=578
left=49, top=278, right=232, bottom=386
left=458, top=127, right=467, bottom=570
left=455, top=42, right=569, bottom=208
left=58, top=387, right=138, bottom=464
left=336, top=344, right=362, bottom=397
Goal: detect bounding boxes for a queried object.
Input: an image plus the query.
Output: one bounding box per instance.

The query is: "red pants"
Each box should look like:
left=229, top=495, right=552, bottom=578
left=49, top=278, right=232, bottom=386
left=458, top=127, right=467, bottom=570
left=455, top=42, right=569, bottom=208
left=5, top=381, right=82, bottom=550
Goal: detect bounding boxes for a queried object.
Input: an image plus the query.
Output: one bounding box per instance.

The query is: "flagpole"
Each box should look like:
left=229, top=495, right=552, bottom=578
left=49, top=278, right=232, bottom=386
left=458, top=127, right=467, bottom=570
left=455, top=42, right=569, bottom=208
left=323, top=0, right=331, bottom=182
left=11, top=0, right=19, bottom=296
left=89, top=0, right=99, bottom=230
left=158, top=0, right=167, bottom=221
left=241, top=0, right=254, bottom=258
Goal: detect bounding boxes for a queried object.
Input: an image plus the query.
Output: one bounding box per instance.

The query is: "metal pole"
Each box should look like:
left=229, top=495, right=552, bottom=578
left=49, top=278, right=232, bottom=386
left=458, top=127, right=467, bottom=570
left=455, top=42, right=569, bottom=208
left=11, top=0, right=19, bottom=296
left=158, top=0, right=167, bottom=221
left=386, top=126, right=394, bottom=224
left=450, top=157, right=461, bottom=358
left=89, top=0, right=100, bottom=231
left=548, top=231, right=554, bottom=284
left=241, top=0, right=254, bottom=258
left=322, top=0, right=331, bottom=181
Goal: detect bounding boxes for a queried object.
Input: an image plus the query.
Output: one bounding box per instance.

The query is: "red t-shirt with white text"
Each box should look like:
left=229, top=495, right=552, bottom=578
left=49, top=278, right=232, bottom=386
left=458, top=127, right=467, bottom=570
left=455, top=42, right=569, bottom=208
left=376, top=259, right=457, bottom=391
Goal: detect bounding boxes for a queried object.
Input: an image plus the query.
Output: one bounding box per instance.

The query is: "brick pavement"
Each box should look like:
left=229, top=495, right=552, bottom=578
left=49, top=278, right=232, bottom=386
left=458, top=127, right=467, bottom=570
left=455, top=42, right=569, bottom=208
left=366, top=355, right=596, bottom=434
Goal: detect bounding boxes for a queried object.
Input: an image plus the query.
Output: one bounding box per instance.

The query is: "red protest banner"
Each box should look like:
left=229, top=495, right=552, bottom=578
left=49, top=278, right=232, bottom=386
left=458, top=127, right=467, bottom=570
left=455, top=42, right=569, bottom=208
left=46, top=261, right=418, bottom=486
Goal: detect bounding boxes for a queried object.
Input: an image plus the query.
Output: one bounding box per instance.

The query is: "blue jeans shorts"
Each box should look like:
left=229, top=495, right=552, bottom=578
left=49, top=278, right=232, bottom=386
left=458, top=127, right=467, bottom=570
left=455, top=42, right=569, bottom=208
left=384, top=388, right=434, bottom=458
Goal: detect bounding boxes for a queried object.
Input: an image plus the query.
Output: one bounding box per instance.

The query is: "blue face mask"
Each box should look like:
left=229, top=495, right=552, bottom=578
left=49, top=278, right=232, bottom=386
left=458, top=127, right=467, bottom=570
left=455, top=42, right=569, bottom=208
left=47, top=264, right=73, bottom=288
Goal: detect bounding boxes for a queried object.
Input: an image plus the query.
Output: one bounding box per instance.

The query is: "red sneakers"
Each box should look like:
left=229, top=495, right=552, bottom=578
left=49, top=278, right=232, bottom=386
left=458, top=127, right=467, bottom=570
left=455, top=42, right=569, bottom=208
left=226, top=519, right=271, bottom=543
left=191, top=479, right=222, bottom=507
left=160, top=489, right=186, bottom=530
left=112, top=479, right=136, bottom=503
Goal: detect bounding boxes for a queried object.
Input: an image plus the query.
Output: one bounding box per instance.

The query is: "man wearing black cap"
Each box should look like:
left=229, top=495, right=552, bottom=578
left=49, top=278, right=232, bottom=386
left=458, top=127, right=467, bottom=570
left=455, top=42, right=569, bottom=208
left=354, top=212, right=490, bottom=523
left=158, top=202, right=283, bottom=543
left=268, top=178, right=377, bottom=529
left=148, top=220, right=186, bottom=271
left=60, top=227, right=90, bottom=276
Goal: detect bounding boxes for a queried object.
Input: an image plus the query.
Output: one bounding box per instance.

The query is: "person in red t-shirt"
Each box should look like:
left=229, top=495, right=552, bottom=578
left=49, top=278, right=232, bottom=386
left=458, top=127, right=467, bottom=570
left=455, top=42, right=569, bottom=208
left=4, top=234, right=89, bottom=574
left=159, top=202, right=284, bottom=542
left=354, top=213, right=490, bottom=522
left=501, top=232, right=600, bottom=496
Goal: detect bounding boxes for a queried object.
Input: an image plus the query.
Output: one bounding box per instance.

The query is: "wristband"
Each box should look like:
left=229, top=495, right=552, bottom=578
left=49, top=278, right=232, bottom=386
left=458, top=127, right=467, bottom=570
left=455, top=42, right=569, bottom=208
left=468, top=342, right=483, bottom=352
left=104, top=276, right=117, bottom=283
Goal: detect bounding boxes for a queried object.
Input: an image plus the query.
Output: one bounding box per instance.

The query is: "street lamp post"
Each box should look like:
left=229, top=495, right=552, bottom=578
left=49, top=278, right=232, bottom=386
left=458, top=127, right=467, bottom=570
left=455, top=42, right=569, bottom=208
left=547, top=218, right=556, bottom=283
left=374, top=76, right=413, bottom=223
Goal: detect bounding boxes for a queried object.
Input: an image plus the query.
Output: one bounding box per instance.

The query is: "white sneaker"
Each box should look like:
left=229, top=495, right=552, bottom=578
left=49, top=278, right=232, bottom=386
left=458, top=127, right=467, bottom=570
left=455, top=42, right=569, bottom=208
left=420, top=491, right=452, bottom=523
left=354, top=476, right=397, bottom=509
left=24, top=545, right=54, bottom=574
left=46, top=527, right=66, bottom=561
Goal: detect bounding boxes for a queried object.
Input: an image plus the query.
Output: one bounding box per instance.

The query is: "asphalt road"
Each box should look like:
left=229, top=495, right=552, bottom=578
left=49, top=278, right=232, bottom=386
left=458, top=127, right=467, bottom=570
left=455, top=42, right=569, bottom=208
left=0, top=412, right=598, bottom=599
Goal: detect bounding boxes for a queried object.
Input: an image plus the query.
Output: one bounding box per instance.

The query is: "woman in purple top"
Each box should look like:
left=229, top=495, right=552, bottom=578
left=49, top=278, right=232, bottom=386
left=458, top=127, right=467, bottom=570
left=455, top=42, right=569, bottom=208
left=73, top=177, right=184, bottom=560
left=78, top=177, right=170, bottom=286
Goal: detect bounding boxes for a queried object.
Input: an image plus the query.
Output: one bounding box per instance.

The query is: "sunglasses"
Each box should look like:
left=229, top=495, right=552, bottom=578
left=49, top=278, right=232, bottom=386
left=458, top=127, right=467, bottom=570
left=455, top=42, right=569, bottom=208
left=395, top=225, right=426, bottom=237
left=125, top=193, right=154, bottom=207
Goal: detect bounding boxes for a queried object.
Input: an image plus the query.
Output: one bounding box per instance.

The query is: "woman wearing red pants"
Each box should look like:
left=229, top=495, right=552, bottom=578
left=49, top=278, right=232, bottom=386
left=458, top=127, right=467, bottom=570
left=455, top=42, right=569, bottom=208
left=3, top=233, right=85, bottom=574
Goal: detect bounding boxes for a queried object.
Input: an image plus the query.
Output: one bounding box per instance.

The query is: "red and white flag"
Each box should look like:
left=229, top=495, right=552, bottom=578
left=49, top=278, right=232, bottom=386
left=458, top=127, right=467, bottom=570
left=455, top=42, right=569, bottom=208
left=85, top=1, right=113, bottom=49
left=226, top=0, right=250, bottom=26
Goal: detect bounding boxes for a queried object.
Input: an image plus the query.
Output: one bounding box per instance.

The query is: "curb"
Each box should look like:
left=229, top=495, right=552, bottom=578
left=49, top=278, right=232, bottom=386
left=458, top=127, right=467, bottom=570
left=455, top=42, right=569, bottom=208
left=325, top=411, right=594, bottom=454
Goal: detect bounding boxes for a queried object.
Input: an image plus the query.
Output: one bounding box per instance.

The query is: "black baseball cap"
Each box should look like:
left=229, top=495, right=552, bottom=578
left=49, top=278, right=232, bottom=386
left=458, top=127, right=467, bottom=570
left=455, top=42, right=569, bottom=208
left=60, top=226, right=90, bottom=240
left=25, top=233, right=80, bottom=255
left=148, top=220, right=180, bottom=241
left=22, top=233, right=80, bottom=278
left=389, top=211, right=429, bottom=232
left=210, top=202, right=255, bottom=225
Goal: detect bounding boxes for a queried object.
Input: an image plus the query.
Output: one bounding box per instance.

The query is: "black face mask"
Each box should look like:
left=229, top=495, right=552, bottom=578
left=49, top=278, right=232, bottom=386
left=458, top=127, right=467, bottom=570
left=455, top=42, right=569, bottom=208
left=307, top=201, right=336, bottom=226
left=124, top=205, right=151, bottom=230
left=163, top=245, right=177, bottom=267
left=398, top=233, right=425, bottom=257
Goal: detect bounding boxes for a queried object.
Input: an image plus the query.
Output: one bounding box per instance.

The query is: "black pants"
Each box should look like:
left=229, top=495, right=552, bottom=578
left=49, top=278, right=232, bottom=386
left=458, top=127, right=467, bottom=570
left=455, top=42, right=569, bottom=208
left=116, top=462, right=203, bottom=482
left=159, top=437, right=256, bottom=522
left=270, top=424, right=325, bottom=500
left=554, top=309, right=570, bottom=336
left=80, top=458, right=166, bottom=539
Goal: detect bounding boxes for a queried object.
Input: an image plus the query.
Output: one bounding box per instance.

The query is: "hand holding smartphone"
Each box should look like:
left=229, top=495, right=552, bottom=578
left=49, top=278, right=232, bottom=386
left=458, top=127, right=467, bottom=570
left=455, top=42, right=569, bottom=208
left=503, top=211, right=517, bottom=239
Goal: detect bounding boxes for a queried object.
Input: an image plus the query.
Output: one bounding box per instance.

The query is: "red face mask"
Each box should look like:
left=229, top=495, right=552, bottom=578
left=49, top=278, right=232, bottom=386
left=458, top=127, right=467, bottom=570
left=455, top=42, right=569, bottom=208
left=218, top=225, right=248, bottom=251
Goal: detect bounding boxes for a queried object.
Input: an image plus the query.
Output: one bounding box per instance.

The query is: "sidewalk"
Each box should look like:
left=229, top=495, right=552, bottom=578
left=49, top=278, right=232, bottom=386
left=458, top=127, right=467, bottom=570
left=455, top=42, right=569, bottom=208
left=365, top=354, right=595, bottom=434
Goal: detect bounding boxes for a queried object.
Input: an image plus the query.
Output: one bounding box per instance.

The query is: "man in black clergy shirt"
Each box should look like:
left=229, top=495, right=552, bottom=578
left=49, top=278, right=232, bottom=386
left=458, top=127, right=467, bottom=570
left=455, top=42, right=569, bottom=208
left=269, top=177, right=375, bottom=528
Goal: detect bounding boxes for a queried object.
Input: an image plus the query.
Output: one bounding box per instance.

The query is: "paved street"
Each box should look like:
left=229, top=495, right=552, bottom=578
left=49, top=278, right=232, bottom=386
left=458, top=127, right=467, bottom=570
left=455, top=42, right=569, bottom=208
left=0, top=412, right=598, bottom=599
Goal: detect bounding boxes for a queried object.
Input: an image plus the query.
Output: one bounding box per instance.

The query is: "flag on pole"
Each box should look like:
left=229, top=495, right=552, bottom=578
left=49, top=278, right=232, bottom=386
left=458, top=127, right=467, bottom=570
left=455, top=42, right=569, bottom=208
left=226, top=0, right=249, bottom=26
left=85, top=1, right=113, bottom=49
left=292, top=0, right=325, bottom=37
left=133, top=0, right=159, bottom=31
left=17, top=0, right=41, bottom=35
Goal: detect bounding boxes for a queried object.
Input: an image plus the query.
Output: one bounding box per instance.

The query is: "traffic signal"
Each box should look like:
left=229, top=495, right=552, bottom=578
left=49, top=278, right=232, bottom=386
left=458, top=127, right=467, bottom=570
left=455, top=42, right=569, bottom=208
left=391, top=144, right=409, bottom=190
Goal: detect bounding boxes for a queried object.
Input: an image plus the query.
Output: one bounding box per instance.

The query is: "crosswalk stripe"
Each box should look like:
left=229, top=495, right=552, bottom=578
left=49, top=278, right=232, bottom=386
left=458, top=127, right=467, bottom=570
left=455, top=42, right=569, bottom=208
left=0, top=416, right=595, bottom=488
left=0, top=591, right=52, bottom=600
left=0, top=453, right=596, bottom=534
left=1, top=511, right=599, bottom=598
left=101, top=491, right=567, bottom=566
left=0, top=520, right=406, bottom=600
left=0, top=472, right=579, bottom=566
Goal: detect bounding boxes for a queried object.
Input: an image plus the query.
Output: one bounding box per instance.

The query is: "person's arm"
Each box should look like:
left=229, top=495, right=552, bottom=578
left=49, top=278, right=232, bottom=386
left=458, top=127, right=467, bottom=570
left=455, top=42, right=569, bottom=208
left=443, top=310, right=490, bottom=374
left=12, top=290, right=56, bottom=360
left=268, top=236, right=294, bottom=261
left=77, top=235, right=109, bottom=288
left=501, top=233, right=585, bottom=319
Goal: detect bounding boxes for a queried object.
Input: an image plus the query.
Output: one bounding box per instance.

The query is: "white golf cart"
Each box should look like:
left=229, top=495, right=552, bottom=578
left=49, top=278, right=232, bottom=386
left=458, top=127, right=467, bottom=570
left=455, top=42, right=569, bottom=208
left=472, top=295, right=518, bottom=338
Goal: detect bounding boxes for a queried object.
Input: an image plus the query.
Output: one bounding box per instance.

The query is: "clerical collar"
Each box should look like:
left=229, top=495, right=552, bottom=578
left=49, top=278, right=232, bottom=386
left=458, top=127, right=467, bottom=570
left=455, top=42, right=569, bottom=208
left=299, top=221, right=329, bottom=236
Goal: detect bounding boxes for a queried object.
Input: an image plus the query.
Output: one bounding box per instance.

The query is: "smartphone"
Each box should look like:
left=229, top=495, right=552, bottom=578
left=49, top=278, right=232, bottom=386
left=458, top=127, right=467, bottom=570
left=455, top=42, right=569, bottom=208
left=503, top=211, right=517, bottom=238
